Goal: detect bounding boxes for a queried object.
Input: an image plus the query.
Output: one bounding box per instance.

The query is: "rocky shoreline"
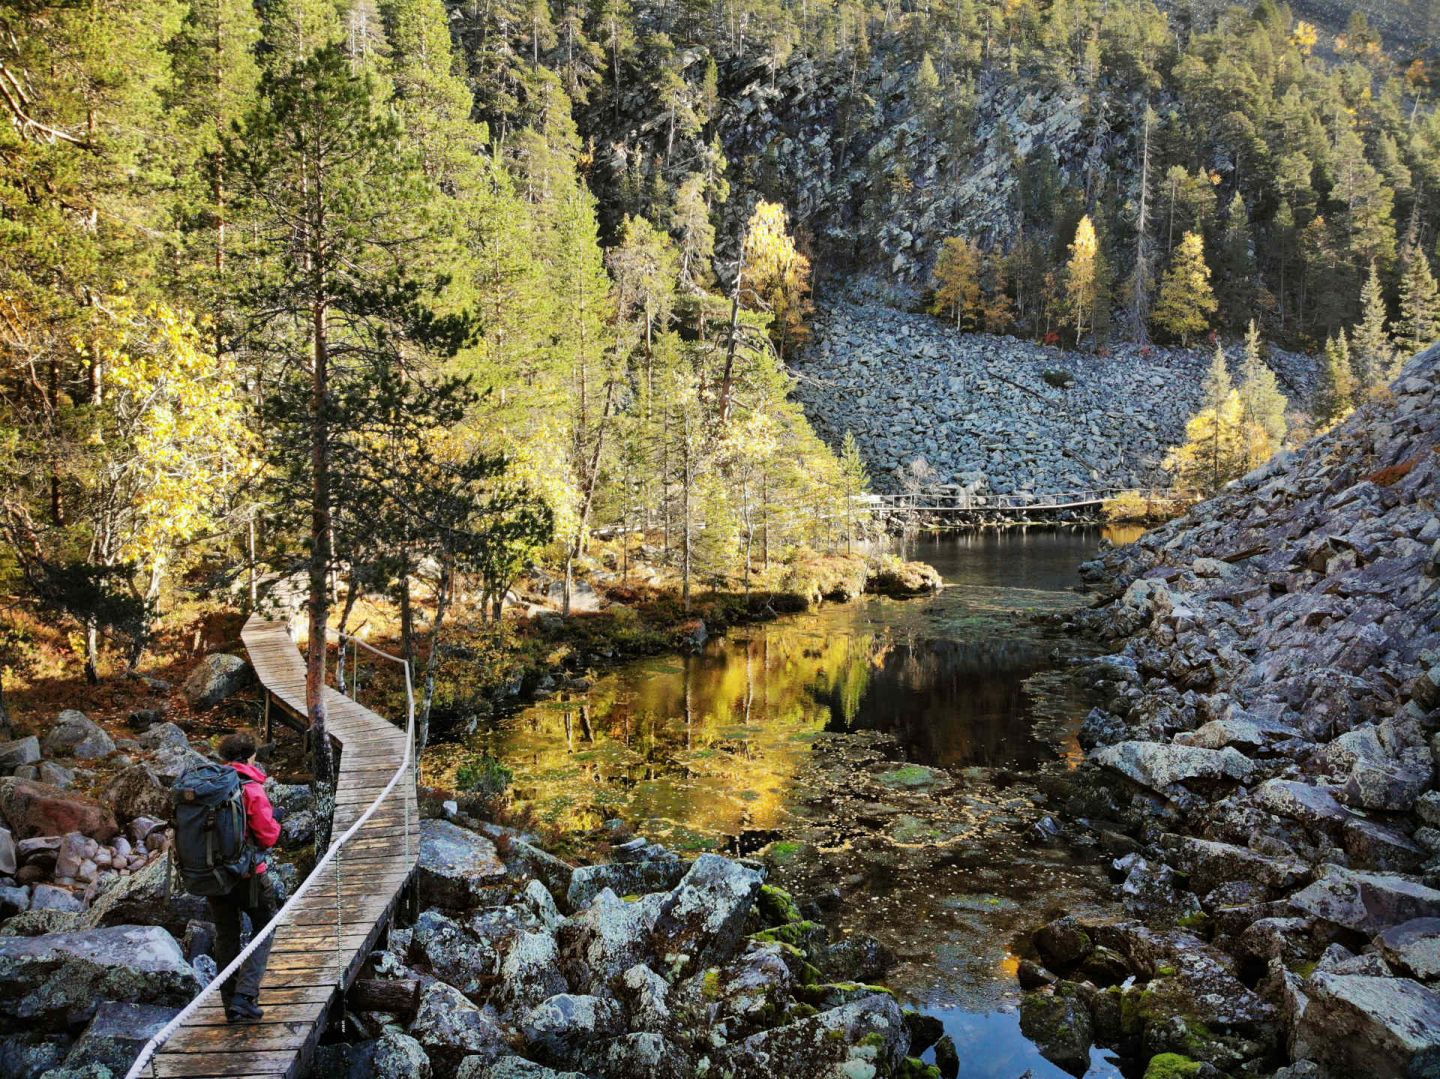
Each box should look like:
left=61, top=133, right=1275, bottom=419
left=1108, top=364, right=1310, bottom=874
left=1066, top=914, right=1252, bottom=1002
left=1014, top=345, right=1440, bottom=1077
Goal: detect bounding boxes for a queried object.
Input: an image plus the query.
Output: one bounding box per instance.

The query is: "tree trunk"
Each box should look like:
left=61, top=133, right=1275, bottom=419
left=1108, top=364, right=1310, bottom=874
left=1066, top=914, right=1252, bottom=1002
left=83, top=615, right=100, bottom=684
left=348, top=978, right=420, bottom=1018
left=307, top=298, right=334, bottom=790
left=418, top=560, right=452, bottom=752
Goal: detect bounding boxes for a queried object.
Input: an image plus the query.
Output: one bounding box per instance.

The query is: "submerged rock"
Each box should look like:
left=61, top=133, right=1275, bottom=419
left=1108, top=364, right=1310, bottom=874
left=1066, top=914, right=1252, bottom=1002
left=1019, top=982, right=1094, bottom=1075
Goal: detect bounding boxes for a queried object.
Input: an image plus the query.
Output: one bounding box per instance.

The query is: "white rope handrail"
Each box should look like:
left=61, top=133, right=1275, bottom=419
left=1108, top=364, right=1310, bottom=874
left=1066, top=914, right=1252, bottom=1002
left=124, top=623, right=417, bottom=1079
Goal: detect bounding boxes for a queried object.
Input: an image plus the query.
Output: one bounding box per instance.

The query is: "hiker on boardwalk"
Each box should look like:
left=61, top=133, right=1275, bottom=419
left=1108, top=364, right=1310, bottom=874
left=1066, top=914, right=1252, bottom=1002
left=214, top=732, right=282, bottom=1021
left=176, top=731, right=283, bottom=1023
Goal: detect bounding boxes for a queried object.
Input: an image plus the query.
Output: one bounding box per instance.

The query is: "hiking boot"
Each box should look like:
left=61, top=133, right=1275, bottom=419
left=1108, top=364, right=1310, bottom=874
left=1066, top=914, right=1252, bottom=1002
left=226, top=995, right=264, bottom=1023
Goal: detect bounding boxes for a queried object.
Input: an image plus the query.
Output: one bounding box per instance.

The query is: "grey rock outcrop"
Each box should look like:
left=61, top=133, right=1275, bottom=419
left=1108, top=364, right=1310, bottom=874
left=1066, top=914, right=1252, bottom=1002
left=181, top=654, right=253, bottom=710
left=0, top=925, right=200, bottom=1029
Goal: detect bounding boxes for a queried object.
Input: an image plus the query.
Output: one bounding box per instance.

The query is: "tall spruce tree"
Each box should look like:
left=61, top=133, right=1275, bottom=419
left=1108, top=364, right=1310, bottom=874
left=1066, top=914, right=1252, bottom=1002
left=1396, top=246, right=1440, bottom=358
left=1151, top=231, right=1217, bottom=346
left=1314, top=331, right=1356, bottom=428
left=1350, top=262, right=1393, bottom=392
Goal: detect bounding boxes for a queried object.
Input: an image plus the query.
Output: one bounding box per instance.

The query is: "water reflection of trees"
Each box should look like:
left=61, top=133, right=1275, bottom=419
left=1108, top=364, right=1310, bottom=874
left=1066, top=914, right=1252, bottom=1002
left=471, top=608, right=1070, bottom=838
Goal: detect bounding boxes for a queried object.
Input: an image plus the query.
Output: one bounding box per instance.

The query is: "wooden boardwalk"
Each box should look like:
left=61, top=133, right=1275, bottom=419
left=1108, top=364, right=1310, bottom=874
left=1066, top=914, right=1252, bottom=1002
left=142, top=615, right=418, bottom=1079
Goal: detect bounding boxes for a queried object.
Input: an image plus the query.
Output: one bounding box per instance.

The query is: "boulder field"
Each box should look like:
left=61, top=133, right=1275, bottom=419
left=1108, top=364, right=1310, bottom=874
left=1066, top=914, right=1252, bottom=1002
left=1023, top=343, right=1440, bottom=1076
left=793, top=300, right=1316, bottom=496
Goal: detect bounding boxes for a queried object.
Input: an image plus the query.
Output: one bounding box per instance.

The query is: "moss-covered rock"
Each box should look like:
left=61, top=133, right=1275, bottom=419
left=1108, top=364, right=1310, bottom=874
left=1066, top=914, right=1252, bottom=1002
left=1142, top=1052, right=1203, bottom=1079
left=756, top=883, right=803, bottom=927
left=1019, top=982, right=1094, bottom=1075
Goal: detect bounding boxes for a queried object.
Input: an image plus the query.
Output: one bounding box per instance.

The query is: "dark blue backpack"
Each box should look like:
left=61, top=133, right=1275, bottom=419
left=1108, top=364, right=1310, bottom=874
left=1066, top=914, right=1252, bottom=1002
left=172, top=763, right=257, bottom=896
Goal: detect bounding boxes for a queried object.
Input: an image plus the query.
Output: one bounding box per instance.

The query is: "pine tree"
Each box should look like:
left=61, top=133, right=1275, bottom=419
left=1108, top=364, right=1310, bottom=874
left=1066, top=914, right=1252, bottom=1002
left=225, top=42, right=472, bottom=779
left=1396, top=246, right=1440, bottom=358
left=1151, top=231, right=1217, bottom=346
left=1350, top=262, right=1393, bottom=392
left=839, top=431, right=869, bottom=553
left=1314, top=331, right=1356, bottom=428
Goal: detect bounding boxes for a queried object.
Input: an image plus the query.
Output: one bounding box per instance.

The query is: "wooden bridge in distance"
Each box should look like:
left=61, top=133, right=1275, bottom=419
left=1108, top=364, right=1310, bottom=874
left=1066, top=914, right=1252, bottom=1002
left=862, top=485, right=1193, bottom=525
left=134, top=614, right=419, bottom=1079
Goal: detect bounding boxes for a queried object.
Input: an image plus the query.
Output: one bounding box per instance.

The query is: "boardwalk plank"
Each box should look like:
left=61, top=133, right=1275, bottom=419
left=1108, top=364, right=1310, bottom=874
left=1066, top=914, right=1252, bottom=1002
left=147, top=614, right=418, bottom=1079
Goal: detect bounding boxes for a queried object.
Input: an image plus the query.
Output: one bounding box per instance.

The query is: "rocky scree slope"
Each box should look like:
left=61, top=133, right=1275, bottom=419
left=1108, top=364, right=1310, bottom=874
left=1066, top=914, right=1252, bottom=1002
left=795, top=301, right=1315, bottom=495
left=1055, top=344, right=1440, bottom=1076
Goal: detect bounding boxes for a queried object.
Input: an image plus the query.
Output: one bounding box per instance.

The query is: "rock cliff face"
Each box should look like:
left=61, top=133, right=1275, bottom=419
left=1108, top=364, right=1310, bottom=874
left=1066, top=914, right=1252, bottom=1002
left=1059, top=343, right=1440, bottom=1075
left=795, top=300, right=1315, bottom=494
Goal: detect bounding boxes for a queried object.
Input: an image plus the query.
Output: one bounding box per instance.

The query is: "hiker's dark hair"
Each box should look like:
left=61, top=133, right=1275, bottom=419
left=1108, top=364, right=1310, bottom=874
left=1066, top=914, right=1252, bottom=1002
left=218, top=732, right=257, bottom=762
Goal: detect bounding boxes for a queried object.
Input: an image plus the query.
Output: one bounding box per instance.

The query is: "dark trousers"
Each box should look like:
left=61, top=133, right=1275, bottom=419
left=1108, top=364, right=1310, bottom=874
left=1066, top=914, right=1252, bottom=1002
left=208, top=871, right=283, bottom=1001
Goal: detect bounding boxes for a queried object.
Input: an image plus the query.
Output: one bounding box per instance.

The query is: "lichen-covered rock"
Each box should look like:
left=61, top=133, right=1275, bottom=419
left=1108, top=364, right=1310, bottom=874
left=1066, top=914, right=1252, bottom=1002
left=0, top=925, right=200, bottom=1030
left=410, top=909, right=498, bottom=995
left=617, top=963, right=670, bottom=1032
left=578, top=1031, right=691, bottom=1077
left=565, top=855, right=686, bottom=911
left=1091, top=741, right=1253, bottom=791
left=1291, top=973, right=1440, bottom=1078
left=418, top=820, right=508, bottom=911
left=181, top=654, right=253, bottom=709
left=1288, top=865, right=1440, bottom=935
left=349, top=1030, right=432, bottom=1079
left=408, top=980, right=511, bottom=1078
left=723, top=993, right=908, bottom=1077
left=42, top=711, right=114, bottom=761
left=81, top=856, right=206, bottom=938
left=651, top=853, right=763, bottom=970
left=63, top=1001, right=177, bottom=1073
left=102, top=764, right=171, bottom=825
left=499, top=931, right=569, bottom=1012
left=558, top=889, right=664, bottom=991
left=520, top=994, right=624, bottom=1062
left=1375, top=918, right=1440, bottom=982
left=1019, top=982, right=1094, bottom=1075
left=1250, top=780, right=1351, bottom=828
left=457, top=1057, right=590, bottom=1079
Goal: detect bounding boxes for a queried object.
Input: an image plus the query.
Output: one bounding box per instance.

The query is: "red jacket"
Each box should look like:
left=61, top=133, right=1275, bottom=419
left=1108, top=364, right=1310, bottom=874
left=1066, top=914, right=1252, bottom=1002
left=231, top=760, right=281, bottom=873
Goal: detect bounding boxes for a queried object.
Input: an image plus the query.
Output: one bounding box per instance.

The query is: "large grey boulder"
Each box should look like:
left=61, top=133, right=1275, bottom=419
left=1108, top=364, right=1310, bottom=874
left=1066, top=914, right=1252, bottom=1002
left=0, top=737, right=41, bottom=774
left=498, top=931, right=568, bottom=1012
left=1291, top=973, right=1440, bottom=1078
left=64, top=1001, right=177, bottom=1072
left=408, top=980, right=510, bottom=1077
left=651, top=853, right=763, bottom=970
left=579, top=1031, right=691, bottom=1076
left=520, top=994, right=623, bottom=1061
left=103, top=764, right=171, bottom=823
left=723, top=993, right=907, bottom=1077
left=1164, top=836, right=1307, bottom=896
left=348, top=1030, right=431, bottom=1079
left=42, top=712, right=114, bottom=761
left=0, top=925, right=200, bottom=1029
left=418, top=820, right=507, bottom=911
left=409, top=909, right=498, bottom=996
left=1342, top=749, right=1435, bottom=812
left=83, top=857, right=207, bottom=938
left=181, top=654, right=253, bottom=710
left=565, top=855, right=686, bottom=911
left=458, top=1058, right=590, bottom=1079
left=1251, top=779, right=1351, bottom=827
left=1289, top=865, right=1440, bottom=934
left=557, top=889, right=664, bottom=990
left=0, top=825, right=15, bottom=875
left=1376, top=918, right=1440, bottom=981
left=1090, top=740, right=1253, bottom=791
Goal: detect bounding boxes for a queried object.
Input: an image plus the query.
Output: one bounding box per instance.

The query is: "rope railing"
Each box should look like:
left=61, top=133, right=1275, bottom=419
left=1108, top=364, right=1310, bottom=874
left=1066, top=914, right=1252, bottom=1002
left=124, top=623, right=416, bottom=1079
